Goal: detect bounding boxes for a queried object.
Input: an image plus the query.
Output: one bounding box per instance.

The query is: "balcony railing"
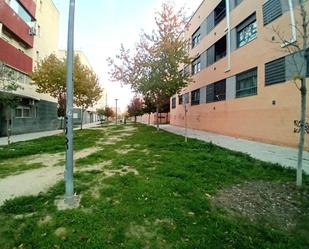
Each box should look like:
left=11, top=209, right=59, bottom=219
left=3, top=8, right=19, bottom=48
left=0, top=0, right=34, bottom=47
left=0, top=38, right=33, bottom=74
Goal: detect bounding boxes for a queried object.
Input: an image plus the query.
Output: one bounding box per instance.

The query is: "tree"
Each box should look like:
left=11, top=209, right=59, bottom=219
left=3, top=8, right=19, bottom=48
left=143, top=94, right=157, bottom=125
left=0, top=62, right=21, bottom=144
left=97, top=107, right=105, bottom=122
left=272, top=0, right=308, bottom=186
left=108, top=2, right=192, bottom=131
left=73, top=63, right=102, bottom=129
left=127, top=96, right=144, bottom=123
left=32, top=54, right=102, bottom=129
left=103, top=106, right=114, bottom=123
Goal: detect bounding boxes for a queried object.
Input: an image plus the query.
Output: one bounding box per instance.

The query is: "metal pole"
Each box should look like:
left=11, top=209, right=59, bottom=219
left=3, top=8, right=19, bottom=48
left=115, top=98, right=118, bottom=125
left=64, top=0, right=75, bottom=204
left=225, top=0, right=231, bottom=72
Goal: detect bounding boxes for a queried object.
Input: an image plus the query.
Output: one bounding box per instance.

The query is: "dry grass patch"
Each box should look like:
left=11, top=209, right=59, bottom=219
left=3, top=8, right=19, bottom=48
left=212, top=181, right=309, bottom=231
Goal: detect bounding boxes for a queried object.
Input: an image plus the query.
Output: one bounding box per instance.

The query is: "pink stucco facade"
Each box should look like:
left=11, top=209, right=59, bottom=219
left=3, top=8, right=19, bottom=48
left=170, top=0, right=309, bottom=149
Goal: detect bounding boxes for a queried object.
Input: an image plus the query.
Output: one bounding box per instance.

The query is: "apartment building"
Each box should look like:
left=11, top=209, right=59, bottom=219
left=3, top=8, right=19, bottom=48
left=170, top=0, right=309, bottom=148
left=0, top=0, right=60, bottom=136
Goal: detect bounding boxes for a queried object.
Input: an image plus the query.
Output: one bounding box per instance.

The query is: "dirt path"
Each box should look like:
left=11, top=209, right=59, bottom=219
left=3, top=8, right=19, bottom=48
left=0, top=166, right=63, bottom=206
left=0, top=126, right=137, bottom=206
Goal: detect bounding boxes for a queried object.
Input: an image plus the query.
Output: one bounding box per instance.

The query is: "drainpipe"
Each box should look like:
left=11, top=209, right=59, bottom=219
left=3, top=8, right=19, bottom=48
left=282, top=0, right=297, bottom=47
left=225, top=0, right=231, bottom=72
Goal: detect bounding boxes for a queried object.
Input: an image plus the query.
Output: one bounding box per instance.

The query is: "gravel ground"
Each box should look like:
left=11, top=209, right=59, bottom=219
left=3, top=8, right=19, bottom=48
left=212, top=181, right=309, bottom=230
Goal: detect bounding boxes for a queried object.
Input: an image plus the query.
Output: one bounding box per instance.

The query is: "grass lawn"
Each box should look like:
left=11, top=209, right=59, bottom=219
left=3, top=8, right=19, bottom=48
left=0, top=124, right=308, bottom=249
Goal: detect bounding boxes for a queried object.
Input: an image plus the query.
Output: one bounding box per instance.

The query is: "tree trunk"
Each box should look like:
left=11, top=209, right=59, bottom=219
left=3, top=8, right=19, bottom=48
left=5, top=107, right=11, bottom=145
left=148, top=113, right=150, bottom=125
left=156, top=105, right=159, bottom=132
left=297, top=78, right=307, bottom=187
left=134, top=115, right=137, bottom=124
left=80, top=108, right=84, bottom=130
left=60, top=117, right=63, bottom=130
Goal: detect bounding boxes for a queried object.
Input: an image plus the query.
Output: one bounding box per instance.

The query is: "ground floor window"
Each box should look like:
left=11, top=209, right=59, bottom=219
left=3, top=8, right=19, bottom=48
left=15, top=106, right=33, bottom=118
left=206, top=80, right=226, bottom=103
left=171, top=97, right=176, bottom=109
left=178, top=95, right=183, bottom=105
left=236, top=68, right=257, bottom=98
left=191, top=89, right=200, bottom=105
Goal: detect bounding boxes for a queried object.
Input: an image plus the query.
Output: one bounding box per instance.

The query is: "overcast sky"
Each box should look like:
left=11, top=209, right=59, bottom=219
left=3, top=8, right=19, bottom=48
left=53, top=0, right=202, bottom=112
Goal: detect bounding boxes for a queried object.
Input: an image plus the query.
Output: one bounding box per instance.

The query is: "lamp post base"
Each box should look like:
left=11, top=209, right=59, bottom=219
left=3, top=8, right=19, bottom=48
left=55, top=194, right=80, bottom=210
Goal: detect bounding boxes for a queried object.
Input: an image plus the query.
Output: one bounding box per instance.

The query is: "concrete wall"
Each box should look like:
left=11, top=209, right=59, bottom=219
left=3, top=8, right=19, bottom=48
left=34, top=0, right=59, bottom=65
left=0, top=99, right=61, bottom=136
left=170, top=0, right=309, bottom=149
left=136, top=113, right=170, bottom=125
left=73, top=108, right=96, bottom=126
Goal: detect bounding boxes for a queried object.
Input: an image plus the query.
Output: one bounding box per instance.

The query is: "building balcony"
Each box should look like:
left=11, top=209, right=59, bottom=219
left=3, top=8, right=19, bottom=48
left=0, top=0, right=34, bottom=47
left=0, top=38, right=33, bottom=74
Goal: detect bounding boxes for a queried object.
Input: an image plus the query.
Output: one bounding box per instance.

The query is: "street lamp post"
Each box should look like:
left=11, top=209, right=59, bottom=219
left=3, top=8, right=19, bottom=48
left=64, top=0, right=75, bottom=204
left=115, top=98, right=118, bottom=125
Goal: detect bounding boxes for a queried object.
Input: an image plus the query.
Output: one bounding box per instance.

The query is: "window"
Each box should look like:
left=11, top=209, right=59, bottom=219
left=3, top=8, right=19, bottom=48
left=214, top=1, right=226, bottom=25
left=192, top=27, right=201, bottom=48
left=235, top=0, right=243, bottom=7
left=179, top=95, right=183, bottom=105
left=15, top=108, right=22, bottom=118
left=191, top=89, right=200, bottom=105
left=206, top=80, right=226, bottom=103
left=15, top=106, right=31, bottom=118
left=192, top=57, right=201, bottom=75
left=237, top=13, right=257, bottom=48
left=207, top=35, right=227, bottom=66
left=172, top=97, right=176, bottom=109
left=263, top=0, right=282, bottom=25
left=265, top=57, right=286, bottom=85
left=236, top=68, right=257, bottom=98
left=184, top=65, right=190, bottom=77
left=6, top=0, right=33, bottom=26
left=215, top=36, right=227, bottom=61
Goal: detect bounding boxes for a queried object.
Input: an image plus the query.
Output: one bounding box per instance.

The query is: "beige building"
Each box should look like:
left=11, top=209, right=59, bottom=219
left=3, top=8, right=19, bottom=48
left=34, top=0, right=59, bottom=65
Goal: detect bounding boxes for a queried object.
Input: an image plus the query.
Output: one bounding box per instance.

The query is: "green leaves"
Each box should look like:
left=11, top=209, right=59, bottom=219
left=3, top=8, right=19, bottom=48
left=0, top=62, right=22, bottom=108
left=31, top=54, right=102, bottom=112
left=108, top=2, right=192, bottom=107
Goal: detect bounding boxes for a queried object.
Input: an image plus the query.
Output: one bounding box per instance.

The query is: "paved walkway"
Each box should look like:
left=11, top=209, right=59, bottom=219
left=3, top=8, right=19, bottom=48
left=0, top=122, right=101, bottom=146
left=159, top=125, right=309, bottom=174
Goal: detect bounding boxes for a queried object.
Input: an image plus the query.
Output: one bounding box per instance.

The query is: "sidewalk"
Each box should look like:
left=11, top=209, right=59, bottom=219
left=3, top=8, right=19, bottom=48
left=159, top=125, right=309, bottom=174
left=0, top=122, right=100, bottom=146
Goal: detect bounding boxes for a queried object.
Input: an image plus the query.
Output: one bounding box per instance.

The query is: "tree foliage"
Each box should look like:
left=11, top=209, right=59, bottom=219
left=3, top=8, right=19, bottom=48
left=96, top=108, right=105, bottom=117
left=108, top=2, right=192, bottom=130
left=103, top=106, right=115, bottom=119
left=127, top=96, right=144, bottom=123
left=143, top=94, right=157, bottom=114
left=0, top=62, right=20, bottom=108
left=31, top=54, right=102, bottom=118
left=0, top=62, right=22, bottom=144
